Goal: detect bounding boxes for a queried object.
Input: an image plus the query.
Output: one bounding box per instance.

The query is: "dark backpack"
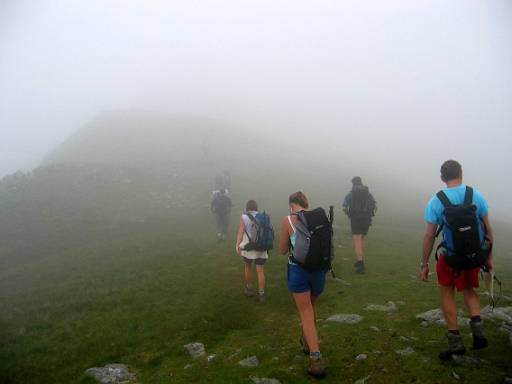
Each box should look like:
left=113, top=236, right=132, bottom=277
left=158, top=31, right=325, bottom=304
left=350, top=186, right=375, bottom=218
left=436, top=186, right=491, bottom=271
left=243, top=212, right=274, bottom=252
left=212, top=194, right=231, bottom=215
left=290, top=207, right=334, bottom=272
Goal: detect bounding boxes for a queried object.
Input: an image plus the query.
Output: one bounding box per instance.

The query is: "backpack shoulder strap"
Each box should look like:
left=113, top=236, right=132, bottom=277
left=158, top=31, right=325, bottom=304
left=464, top=186, right=474, bottom=205
left=436, top=190, right=453, bottom=208
left=287, top=215, right=296, bottom=233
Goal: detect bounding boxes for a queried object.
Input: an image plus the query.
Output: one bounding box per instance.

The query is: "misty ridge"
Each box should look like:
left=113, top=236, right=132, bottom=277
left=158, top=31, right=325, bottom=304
left=0, top=110, right=432, bottom=229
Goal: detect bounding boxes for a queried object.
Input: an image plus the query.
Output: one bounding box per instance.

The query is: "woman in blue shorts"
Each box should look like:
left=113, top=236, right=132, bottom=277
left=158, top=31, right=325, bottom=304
left=279, top=191, right=326, bottom=378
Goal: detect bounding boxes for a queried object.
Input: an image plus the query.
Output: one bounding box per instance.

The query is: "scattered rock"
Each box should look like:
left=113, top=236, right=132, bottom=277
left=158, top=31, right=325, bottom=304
left=334, top=277, right=352, bottom=286
left=326, top=314, right=363, bottom=324
left=206, top=354, right=216, bottom=363
left=399, top=335, right=419, bottom=341
left=183, top=364, right=194, bottom=370
left=482, top=306, right=512, bottom=323
left=369, top=326, right=380, bottom=332
left=184, top=342, right=206, bottom=358
left=355, top=353, right=367, bottom=361
left=354, top=375, right=371, bottom=384
left=85, top=364, right=136, bottom=384
left=451, top=355, right=487, bottom=367
left=420, top=321, right=430, bottom=328
left=251, top=377, right=281, bottom=384
left=416, top=309, right=468, bottom=326
left=395, top=347, right=415, bottom=356
left=452, top=371, right=460, bottom=380
left=500, top=321, right=512, bottom=345
left=239, top=356, right=259, bottom=367
left=365, top=301, right=398, bottom=312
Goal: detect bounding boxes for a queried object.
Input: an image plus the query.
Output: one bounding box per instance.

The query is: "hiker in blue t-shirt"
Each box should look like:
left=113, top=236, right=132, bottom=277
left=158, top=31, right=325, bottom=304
left=421, top=160, right=494, bottom=360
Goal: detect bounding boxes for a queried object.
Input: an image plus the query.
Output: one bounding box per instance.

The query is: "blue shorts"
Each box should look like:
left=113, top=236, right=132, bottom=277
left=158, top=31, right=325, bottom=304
left=287, top=263, right=327, bottom=297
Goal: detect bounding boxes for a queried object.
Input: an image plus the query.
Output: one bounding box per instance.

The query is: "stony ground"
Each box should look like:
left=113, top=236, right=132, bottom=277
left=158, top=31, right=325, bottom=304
left=1, top=215, right=512, bottom=383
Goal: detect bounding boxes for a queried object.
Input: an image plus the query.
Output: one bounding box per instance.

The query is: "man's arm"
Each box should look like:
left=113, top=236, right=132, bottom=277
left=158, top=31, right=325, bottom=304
left=420, top=222, right=438, bottom=281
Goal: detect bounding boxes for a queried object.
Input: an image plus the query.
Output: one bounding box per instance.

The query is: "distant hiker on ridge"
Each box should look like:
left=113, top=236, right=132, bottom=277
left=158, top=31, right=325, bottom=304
left=342, top=176, right=376, bottom=274
left=211, top=189, right=232, bottom=242
left=280, top=191, right=334, bottom=378
left=235, top=200, right=274, bottom=302
left=421, top=160, right=494, bottom=360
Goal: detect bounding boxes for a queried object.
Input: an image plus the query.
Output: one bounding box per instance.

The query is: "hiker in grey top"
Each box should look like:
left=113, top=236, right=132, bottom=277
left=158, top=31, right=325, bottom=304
left=211, top=189, right=232, bottom=241
left=342, top=176, right=376, bottom=274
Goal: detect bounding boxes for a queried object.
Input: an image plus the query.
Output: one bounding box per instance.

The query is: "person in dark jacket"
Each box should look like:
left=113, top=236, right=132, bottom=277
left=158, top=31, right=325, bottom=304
left=342, top=177, right=376, bottom=274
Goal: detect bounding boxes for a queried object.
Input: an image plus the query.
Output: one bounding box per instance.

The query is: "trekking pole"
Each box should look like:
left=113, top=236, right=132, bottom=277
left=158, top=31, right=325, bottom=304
left=329, top=205, right=336, bottom=278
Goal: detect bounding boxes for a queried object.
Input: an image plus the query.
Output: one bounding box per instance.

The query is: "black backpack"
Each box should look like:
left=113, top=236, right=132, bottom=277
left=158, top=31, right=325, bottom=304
left=350, top=186, right=375, bottom=218
left=290, top=207, right=334, bottom=272
left=435, top=186, right=491, bottom=271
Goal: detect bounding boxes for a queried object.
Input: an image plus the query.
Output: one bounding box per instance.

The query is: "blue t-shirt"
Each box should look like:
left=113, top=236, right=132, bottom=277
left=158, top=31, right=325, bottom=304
left=424, top=184, right=489, bottom=255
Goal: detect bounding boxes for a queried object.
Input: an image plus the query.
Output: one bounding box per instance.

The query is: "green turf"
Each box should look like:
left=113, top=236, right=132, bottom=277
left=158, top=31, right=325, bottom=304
left=1, top=214, right=511, bottom=383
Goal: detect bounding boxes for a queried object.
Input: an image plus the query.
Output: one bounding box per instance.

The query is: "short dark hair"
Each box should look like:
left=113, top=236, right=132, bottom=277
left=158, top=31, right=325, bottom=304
left=440, top=160, right=462, bottom=182
left=289, top=191, right=309, bottom=209
left=246, top=200, right=258, bottom=211
left=352, top=176, right=362, bottom=186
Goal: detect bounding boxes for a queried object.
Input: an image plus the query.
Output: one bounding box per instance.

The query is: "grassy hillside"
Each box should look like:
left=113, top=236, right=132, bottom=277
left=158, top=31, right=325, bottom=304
left=1, top=210, right=511, bottom=383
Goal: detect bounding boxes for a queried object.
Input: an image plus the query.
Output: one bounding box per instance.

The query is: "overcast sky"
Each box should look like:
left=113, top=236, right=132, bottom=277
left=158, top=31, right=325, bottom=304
left=1, top=0, right=511, bottom=214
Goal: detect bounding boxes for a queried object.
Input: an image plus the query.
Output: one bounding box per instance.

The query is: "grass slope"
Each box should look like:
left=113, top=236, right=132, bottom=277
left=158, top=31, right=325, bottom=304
left=1, top=214, right=511, bottom=383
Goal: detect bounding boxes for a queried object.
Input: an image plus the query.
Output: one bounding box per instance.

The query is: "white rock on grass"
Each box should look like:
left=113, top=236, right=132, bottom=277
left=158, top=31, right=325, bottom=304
left=500, top=321, right=512, bottom=345
left=451, top=355, right=487, bottom=367
left=416, top=309, right=468, bottom=326
left=355, top=354, right=367, bottom=361
left=251, top=377, right=282, bottom=384
left=326, top=314, right=363, bottom=324
left=85, top=364, right=136, bottom=384
left=395, top=347, right=415, bottom=356
left=184, top=342, right=206, bottom=358
left=481, top=306, right=512, bottom=323
left=364, top=301, right=398, bottom=312
left=354, top=375, right=371, bottom=384
left=334, top=277, right=352, bottom=286
left=369, top=326, right=380, bottom=332
left=239, top=356, right=259, bottom=367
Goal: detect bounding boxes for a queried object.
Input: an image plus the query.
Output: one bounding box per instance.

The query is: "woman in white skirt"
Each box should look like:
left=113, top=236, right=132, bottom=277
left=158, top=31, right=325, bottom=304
left=235, top=200, right=268, bottom=302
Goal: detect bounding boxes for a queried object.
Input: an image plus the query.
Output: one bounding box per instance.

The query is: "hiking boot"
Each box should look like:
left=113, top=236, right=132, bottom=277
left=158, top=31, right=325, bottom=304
left=439, top=332, right=466, bottom=361
left=354, top=260, right=365, bottom=274
left=244, top=286, right=254, bottom=297
left=257, top=292, right=266, bottom=302
left=470, top=320, right=488, bottom=350
left=300, top=335, right=309, bottom=355
left=308, top=357, right=326, bottom=378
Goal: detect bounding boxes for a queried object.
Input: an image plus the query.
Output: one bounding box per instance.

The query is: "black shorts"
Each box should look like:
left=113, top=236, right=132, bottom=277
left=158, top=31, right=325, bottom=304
left=350, top=216, right=372, bottom=235
left=243, top=257, right=267, bottom=266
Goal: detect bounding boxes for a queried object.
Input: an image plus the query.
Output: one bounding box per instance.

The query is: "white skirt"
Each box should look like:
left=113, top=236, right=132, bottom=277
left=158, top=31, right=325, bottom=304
left=239, top=233, right=268, bottom=260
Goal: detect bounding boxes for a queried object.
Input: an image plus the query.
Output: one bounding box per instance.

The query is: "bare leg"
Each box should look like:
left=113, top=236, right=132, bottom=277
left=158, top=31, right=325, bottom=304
left=293, top=292, right=320, bottom=353
left=255, top=265, right=265, bottom=292
left=463, top=288, right=480, bottom=317
left=352, top=234, right=364, bottom=261
left=244, top=263, right=253, bottom=288
left=440, top=285, right=458, bottom=330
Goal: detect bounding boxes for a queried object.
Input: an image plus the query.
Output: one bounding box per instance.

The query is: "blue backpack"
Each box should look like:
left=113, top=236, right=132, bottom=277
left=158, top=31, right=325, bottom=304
left=244, top=212, right=274, bottom=252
